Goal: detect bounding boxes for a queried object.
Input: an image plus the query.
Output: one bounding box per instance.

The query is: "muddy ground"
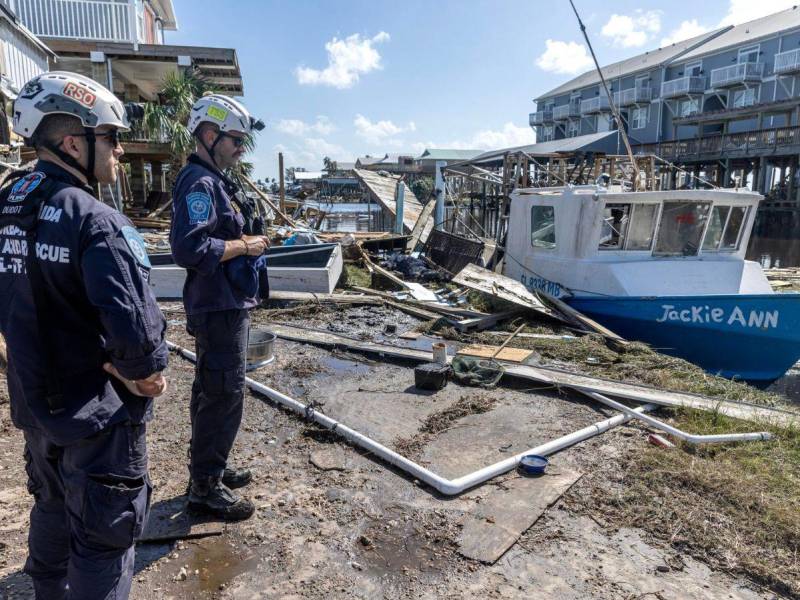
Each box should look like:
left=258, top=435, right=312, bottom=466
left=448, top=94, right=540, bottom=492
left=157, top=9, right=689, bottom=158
left=0, top=302, right=789, bottom=599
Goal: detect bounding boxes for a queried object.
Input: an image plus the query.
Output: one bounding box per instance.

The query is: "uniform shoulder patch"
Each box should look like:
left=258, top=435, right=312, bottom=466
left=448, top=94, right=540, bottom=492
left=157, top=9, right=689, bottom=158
left=8, top=171, right=46, bottom=203
left=121, top=225, right=151, bottom=268
left=186, top=191, right=212, bottom=225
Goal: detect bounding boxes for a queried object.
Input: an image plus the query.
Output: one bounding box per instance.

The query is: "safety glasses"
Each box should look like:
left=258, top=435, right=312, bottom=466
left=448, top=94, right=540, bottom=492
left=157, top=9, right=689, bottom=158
left=66, top=129, right=121, bottom=147
left=220, top=132, right=248, bottom=148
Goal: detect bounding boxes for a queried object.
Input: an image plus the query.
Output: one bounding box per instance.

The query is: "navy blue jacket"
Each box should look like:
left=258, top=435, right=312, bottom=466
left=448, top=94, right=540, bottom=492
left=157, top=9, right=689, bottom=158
left=0, top=160, right=168, bottom=446
left=170, top=155, right=258, bottom=315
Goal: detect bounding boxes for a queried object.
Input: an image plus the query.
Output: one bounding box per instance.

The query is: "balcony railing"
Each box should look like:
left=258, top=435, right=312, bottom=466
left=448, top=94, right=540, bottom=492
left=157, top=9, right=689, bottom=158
left=710, top=62, right=764, bottom=88
left=121, top=123, right=170, bottom=145
left=553, top=104, right=580, bottom=121
left=11, top=0, right=134, bottom=43
left=614, top=87, right=654, bottom=106
left=529, top=110, right=553, bottom=126
left=661, top=76, right=706, bottom=99
left=774, top=48, right=800, bottom=75
left=580, top=96, right=611, bottom=114
left=637, top=125, right=800, bottom=159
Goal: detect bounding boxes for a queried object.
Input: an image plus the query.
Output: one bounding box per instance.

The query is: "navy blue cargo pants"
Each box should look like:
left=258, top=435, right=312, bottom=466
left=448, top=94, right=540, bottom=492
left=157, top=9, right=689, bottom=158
left=23, top=421, right=151, bottom=600
left=186, top=308, right=249, bottom=483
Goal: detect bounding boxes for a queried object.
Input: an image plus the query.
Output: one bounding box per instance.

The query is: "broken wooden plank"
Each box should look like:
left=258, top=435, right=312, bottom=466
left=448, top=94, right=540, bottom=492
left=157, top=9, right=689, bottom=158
left=269, top=322, right=799, bottom=426
left=355, top=245, right=410, bottom=291
left=407, top=198, right=437, bottom=251
left=138, top=497, right=223, bottom=543
left=458, top=469, right=581, bottom=563
left=451, top=309, right=525, bottom=333
left=350, top=286, right=487, bottom=319
left=536, top=290, right=628, bottom=348
left=381, top=299, right=440, bottom=321
left=267, top=290, right=382, bottom=304
left=458, top=344, right=535, bottom=364
left=453, top=263, right=556, bottom=320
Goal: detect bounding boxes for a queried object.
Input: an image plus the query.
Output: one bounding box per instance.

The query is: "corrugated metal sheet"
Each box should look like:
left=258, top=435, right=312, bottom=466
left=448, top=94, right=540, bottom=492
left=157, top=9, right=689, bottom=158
left=417, top=149, right=483, bottom=161
left=464, top=131, right=619, bottom=165
left=0, top=17, right=49, bottom=92
left=536, top=28, right=726, bottom=101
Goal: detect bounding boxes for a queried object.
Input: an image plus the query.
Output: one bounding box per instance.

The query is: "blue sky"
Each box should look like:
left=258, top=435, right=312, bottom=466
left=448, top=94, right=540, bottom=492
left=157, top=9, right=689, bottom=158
left=165, top=0, right=797, bottom=180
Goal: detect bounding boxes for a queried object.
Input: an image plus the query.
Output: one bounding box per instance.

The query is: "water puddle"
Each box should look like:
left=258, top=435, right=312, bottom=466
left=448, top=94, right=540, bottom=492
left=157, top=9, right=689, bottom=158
left=176, top=535, right=259, bottom=596
left=766, top=366, right=800, bottom=404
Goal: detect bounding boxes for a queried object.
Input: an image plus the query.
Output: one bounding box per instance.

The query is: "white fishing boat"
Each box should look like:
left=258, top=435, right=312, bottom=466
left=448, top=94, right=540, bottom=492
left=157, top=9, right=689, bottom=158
left=502, top=184, right=800, bottom=382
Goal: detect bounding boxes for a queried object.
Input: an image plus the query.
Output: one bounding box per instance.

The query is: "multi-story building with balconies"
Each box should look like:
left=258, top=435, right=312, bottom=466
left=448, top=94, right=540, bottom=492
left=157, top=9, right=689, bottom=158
left=7, top=0, right=245, bottom=208
left=531, top=6, right=800, bottom=202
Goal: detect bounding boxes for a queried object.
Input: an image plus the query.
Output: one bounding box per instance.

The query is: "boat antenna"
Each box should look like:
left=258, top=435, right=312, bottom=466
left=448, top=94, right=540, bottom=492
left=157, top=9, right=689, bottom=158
left=568, top=0, right=642, bottom=190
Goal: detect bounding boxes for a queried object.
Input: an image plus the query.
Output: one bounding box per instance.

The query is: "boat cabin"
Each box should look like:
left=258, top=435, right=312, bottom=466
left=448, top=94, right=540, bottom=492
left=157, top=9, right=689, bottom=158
left=504, top=186, right=771, bottom=298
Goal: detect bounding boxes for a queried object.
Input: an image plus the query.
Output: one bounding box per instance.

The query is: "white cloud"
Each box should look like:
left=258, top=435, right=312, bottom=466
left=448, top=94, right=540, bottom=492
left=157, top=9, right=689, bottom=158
left=720, top=0, right=798, bottom=26
left=458, top=122, right=536, bottom=150
left=295, top=32, right=390, bottom=89
left=601, top=10, right=662, bottom=48
left=660, top=19, right=709, bottom=46
left=535, top=40, right=594, bottom=75
left=354, top=114, right=416, bottom=144
left=274, top=137, right=354, bottom=171
left=274, top=116, right=335, bottom=136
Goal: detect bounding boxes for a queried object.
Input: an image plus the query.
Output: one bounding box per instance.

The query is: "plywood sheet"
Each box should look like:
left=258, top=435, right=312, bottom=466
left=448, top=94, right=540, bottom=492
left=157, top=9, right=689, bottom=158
left=458, top=344, right=535, bottom=363
left=458, top=469, right=582, bottom=563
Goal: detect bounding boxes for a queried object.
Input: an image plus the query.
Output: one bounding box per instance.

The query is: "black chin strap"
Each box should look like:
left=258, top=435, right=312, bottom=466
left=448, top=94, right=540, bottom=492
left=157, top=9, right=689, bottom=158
left=198, top=131, right=226, bottom=171
left=42, top=127, right=96, bottom=185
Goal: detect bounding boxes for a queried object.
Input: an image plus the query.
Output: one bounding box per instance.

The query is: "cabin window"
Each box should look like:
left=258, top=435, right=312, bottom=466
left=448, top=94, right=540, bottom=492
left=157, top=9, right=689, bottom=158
left=626, top=204, right=659, bottom=250
left=702, top=205, right=730, bottom=250
left=531, top=206, right=556, bottom=249
left=598, top=204, right=630, bottom=250
left=653, top=201, right=711, bottom=256
left=721, top=206, right=748, bottom=250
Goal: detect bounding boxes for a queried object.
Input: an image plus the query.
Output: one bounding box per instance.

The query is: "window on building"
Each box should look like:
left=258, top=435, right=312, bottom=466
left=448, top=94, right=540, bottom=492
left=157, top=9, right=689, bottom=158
left=631, top=106, right=648, bottom=129
left=531, top=206, right=556, bottom=249
left=738, top=45, right=760, bottom=63
left=598, top=204, right=630, bottom=250
left=685, top=61, right=702, bottom=77
left=597, top=113, right=611, bottom=132
left=626, top=204, right=660, bottom=250
left=678, top=98, right=700, bottom=117
left=731, top=86, right=758, bottom=108
left=654, top=201, right=711, bottom=256
left=567, top=120, right=580, bottom=137
left=542, top=125, right=554, bottom=142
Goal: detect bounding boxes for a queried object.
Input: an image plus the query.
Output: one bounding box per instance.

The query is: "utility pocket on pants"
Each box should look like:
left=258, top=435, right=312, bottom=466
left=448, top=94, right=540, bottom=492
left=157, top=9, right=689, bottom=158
left=200, top=352, right=244, bottom=396
left=82, top=473, right=152, bottom=549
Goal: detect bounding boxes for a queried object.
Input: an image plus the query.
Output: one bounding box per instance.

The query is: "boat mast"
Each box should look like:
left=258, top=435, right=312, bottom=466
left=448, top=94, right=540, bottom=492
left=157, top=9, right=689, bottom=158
left=568, top=0, right=642, bottom=190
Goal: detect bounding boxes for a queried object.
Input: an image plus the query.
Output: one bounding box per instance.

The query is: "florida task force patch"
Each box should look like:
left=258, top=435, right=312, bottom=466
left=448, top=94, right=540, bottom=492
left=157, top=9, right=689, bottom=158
left=187, top=192, right=212, bottom=224
left=9, top=172, right=46, bottom=203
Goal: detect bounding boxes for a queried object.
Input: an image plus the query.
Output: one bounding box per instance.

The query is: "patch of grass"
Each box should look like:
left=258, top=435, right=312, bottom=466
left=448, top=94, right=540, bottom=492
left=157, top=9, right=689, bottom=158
left=339, top=263, right=372, bottom=289
left=432, top=323, right=785, bottom=407
left=571, top=410, right=800, bottom=596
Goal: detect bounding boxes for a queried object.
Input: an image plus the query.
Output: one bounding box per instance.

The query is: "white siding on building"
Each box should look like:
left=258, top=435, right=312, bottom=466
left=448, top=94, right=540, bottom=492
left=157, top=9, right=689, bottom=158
left=0, top=18, right=49, bottom=92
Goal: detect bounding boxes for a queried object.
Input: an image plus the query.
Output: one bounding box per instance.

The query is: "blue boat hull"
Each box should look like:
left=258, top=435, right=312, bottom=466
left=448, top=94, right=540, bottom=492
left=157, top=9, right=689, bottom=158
left=566, top=294, right=800, bottom=382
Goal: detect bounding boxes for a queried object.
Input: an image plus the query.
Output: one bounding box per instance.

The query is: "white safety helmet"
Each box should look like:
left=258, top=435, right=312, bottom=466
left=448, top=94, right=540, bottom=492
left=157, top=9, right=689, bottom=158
left=13, top=71, right=130, bottom=139
left=188, top=94, right=264, bottom=136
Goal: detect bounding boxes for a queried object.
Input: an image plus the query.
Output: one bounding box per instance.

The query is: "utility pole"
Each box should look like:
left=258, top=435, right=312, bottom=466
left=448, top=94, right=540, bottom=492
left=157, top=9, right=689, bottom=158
left=278, top=152, right=285, bottom=214
left=434, top=160, right=446, bottom=230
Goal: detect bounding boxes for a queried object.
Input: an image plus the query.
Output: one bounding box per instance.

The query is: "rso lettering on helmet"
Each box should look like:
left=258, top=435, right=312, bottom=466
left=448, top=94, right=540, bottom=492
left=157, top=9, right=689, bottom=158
left=62, top=82, right=97, bottom=108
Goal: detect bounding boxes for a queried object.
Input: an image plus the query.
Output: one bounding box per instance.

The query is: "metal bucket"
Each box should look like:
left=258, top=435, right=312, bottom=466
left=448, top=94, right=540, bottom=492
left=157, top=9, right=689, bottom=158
left=247, top=329, right=276, bottom=371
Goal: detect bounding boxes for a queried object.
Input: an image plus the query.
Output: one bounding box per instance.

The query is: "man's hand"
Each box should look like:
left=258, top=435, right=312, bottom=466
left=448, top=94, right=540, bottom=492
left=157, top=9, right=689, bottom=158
left=103, top=363, right=168, bottom=398
left=241, top=235, right=271, bottom=256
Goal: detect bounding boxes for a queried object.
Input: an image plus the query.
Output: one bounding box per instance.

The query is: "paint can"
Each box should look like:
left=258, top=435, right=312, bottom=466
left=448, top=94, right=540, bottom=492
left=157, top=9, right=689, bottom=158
left=432, top=342, right=448, bottom=365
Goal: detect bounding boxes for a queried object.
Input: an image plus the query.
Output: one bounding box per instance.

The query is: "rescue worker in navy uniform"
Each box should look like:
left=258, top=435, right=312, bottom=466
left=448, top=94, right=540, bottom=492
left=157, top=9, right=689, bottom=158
left=170, top=94, right=268, bottom=521
left=0, top=72, right=168, bottom=599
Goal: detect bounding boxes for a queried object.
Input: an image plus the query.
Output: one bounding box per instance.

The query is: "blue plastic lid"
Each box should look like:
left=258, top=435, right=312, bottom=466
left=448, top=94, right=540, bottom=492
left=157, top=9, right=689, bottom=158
left=519, top=454, right=548, bottom=475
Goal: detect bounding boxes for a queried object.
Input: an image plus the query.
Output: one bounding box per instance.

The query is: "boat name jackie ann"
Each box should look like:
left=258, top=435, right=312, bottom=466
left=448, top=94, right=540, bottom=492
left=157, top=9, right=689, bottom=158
left=656, top=304, right=779, bottom=329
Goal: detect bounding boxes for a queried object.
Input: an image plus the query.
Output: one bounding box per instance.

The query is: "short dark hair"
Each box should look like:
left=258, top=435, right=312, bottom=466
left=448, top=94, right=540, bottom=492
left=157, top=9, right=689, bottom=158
left=195, top=121, right=220, bottom=141
left=31, top=114, right=83, bottom=151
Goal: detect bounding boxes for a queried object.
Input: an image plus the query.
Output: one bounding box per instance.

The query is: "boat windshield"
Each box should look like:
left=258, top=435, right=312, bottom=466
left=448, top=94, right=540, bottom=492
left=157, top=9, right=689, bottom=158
left=654, top=201, right=711, bottom=256
left=598, top=203, right=659, bottom=251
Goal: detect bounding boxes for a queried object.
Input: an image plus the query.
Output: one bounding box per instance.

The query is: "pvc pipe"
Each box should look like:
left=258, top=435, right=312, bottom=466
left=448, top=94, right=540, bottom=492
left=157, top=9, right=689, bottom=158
left=584, top=391, right=772, bottom=445
left=168, top=341, right=656, bottom=496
